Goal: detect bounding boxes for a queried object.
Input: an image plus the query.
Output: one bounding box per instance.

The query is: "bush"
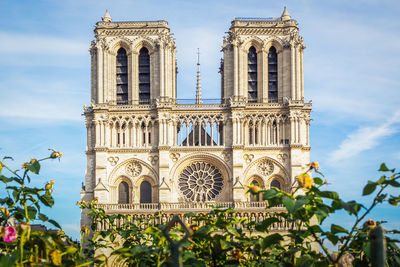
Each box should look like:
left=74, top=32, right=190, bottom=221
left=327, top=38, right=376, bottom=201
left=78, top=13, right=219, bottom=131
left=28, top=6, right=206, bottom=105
left=1, top=150, right=399, bottom=266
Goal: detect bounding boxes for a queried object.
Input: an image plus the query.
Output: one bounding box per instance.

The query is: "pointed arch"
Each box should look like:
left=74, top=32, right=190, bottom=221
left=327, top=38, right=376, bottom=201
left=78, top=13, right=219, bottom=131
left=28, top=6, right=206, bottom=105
left=138, top=47, right=150, bottom=104
left=116, top=47, right=128, bottom=104
left=248, top=46, right=258, bottom=102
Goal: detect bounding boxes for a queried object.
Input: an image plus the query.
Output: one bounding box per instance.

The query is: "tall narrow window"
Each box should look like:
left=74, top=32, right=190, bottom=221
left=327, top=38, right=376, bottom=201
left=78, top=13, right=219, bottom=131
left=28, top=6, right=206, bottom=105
left=118, top=181, right=129, bottom=204
left=271, top=179, right=281, bottom=190
left=140, top=181, right=152, bottom=203
left=116, top=48, right=128, bottom=105
left=139, top=47, right=150, bottom=104
left=248, top=46, right=258, bottom=102
left=268, top=46, right=278, bottom=102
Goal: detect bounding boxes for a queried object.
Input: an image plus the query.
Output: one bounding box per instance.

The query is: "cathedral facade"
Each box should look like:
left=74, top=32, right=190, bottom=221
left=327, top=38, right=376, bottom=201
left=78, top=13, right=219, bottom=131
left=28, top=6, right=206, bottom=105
left=81, top=8, right=311, bottom=227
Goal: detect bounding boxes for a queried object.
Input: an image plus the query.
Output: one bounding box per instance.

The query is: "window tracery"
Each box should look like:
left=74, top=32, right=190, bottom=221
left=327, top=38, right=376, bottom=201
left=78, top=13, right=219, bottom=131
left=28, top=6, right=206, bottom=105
left=116, top=48, right=128, bottom=104
left=178, top=162, right=224, bottom=202
left=248, top=46, right=258, bottom=102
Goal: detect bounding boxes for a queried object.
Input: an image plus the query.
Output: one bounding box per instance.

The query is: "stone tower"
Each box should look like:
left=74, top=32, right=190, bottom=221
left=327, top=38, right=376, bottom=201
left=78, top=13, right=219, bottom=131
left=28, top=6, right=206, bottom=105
left=81, top=8, right=311, bottom=227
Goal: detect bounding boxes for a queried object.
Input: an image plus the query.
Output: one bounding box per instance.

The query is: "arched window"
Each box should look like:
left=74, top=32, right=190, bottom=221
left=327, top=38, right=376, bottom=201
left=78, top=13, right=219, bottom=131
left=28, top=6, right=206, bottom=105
left=271, top=179, right=281, bottom=190
left=248, top=46, right=258, bottom=102
left=118, top=181, right=129, bottom=204
left=116, top=48, right=128, bottom=105
left=250, top=180, right=262, bottom=202
left=139, top=47, right=150, bottom=104
left=268, top=46, right=278, bottom=102
left=140, top=181, right=152, bottom=203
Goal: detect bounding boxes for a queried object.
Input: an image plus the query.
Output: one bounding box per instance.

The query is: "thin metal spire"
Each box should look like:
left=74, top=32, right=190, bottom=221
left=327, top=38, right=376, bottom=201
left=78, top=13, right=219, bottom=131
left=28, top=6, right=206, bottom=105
left=196, top=48, right=202, bottom=104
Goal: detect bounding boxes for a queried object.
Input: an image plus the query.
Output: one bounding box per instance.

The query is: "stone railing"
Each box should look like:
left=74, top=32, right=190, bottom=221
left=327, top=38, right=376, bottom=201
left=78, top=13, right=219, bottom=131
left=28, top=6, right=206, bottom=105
left=95, top=202, right=290, bottom=232
left=98, top=201, right=282, bottom=213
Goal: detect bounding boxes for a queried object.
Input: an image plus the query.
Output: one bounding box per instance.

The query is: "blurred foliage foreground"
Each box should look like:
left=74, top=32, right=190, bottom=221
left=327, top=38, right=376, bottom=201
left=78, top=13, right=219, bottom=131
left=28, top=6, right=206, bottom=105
left=0, top=152, right=399, bottom=266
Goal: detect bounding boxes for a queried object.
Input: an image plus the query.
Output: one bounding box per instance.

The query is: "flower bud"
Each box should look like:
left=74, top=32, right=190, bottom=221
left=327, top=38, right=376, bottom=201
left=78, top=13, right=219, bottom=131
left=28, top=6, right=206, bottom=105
left=307, top=162, right=320, bottom=171
left=249, top=185, right=262, bottom=194
left=297, top=173, right=314, bottom=189
left=364, top=219, right=376, bottom=229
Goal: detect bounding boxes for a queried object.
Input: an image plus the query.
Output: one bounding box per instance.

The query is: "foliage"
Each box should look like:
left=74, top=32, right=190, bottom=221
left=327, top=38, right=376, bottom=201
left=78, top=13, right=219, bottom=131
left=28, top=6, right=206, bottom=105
left=0, top=149, right=399, bottom=266
left=0, top=150, right=89, bottom=266
left=78, top=162, right=400, bottom=266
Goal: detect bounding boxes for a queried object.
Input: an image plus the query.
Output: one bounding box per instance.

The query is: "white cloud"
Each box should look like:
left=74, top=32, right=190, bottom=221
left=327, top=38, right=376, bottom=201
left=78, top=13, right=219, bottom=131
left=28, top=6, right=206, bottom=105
left=329, top=111, right=400, bottom=162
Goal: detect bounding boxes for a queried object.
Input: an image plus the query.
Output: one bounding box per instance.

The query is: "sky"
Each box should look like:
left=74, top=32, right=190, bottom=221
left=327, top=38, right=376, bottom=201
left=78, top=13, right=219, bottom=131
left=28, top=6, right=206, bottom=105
left=0, top=0, right=399, bottom=241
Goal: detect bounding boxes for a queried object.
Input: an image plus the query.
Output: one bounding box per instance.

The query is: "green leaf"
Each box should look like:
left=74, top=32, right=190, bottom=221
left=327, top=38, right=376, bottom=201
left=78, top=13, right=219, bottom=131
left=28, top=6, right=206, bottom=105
left=261, top=233, right=283, bottom=250
left=341, top=200, right=363, bottom=216
left=330, top=224, right=348, bottom=234
left=362, top=182, right=377, bottom=196
left=255, top=217, right=280, bottom=232
left=38, top=213, right=49, bottom=222
left=379, top=163, right=389, bottom=172
left=282, top=197, right=295, bottom=213
left=39, top=192, right=54, bottom=207
left=262, top=189, right=279, bottom=200
left=325, top=232, right=339, bottom=245
left=27, top=206, right=37, bottom=220
left=226, top=225, right=240, bottom=237
left=27, top=160, right=40, bottom=174
left=48, top=219, right=61, bottom=229
left=219, top=239, right=231, bottom=250
left=319, top=191, right=339, bottom=199
left=314, top=177, right=323, bottom=185
left=294, top=197, right=308, bottom=212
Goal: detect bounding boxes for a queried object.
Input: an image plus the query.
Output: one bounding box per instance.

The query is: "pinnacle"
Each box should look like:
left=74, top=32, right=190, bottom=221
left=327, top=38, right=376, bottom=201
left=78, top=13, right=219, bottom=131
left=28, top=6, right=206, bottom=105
left=281, top=6, right=291, bottom=21
left=102, top=10, right=112, bottom=22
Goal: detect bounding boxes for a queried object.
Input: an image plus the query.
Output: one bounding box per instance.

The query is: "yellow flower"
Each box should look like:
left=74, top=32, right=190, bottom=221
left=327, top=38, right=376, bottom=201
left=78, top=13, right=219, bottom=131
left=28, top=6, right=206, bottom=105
left=307, top=162, right=320, bottom=171
left=0, top=207, right=10, bottom=217
left=49, top=250, right=62, bottom=266
left=45, top=183, right=53, bottom=190
left=232, top=249, right=243, bottom=260
left=297, top=173, right=314, bottom=189
left=50, top=151, right=62, bottom=159
left=22, top=162, right=29, bottom=169
left=190, top=224, right=199, bottom=232
left=81, top=225, right=90, bottom=236
left=364, top=219, right=376, bottom=229
left=30, top=158, right=37, bottom=164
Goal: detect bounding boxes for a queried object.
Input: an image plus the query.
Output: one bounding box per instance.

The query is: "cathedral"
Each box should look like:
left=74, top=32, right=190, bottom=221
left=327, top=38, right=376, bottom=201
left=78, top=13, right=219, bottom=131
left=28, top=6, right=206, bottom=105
left=81, top=8, right=311, bottom=227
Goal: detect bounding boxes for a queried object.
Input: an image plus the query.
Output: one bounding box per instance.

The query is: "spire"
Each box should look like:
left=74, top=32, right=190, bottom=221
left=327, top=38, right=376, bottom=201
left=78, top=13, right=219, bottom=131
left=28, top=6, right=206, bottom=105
left=281, top=6, right=291, bottom=21
left=102, top=10, right=112, bottom=22
left=196, top=48, right=202, bottom=104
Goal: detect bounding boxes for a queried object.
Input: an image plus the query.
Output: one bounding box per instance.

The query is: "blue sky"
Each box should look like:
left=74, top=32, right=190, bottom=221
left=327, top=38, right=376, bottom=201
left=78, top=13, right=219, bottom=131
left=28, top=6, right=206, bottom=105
left=0, top=0, right=399, bottom=241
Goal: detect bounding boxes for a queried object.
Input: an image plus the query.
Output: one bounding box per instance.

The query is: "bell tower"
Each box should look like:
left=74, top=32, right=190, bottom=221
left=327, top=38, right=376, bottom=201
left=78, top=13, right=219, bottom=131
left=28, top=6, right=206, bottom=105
left=89, top=11, right=177, bottom=105
left=221, top=7, right=305, bottom=104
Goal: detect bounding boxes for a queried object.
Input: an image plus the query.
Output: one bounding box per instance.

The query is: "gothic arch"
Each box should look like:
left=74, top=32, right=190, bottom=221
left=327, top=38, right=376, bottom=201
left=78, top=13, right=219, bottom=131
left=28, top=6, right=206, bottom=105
left=245, top=174, right=265, bottom=188
left=263, top=38, right=284, bottom=53
left=108, top=158, right=159, bottom=186
left=134, top=175, right=157, bottom=203
left=132, top=37, right=156, bottom=54
left=114, top=175, right=133, bottom=203
left=242, top=36, right=264, bottom=52
left=109, top=37, right=133, bottom=54
left=243, top=156, right=289, bottom=188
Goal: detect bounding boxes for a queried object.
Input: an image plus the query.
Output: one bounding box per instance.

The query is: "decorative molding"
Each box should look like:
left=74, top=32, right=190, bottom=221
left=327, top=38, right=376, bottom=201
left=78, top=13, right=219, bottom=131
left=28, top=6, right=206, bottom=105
left=243, top=154, right=254, bottom=164
left=170, top=153, right=180, bottom=162
left=148, top=155, right=159, bottom=165
left=107, top=156, right=119, bottom=166
left=277, top=153, right=288, bottom=163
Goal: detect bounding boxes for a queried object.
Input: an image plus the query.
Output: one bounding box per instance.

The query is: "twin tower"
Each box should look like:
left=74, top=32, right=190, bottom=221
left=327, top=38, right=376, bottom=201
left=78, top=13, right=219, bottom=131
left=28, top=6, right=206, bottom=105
left=81, top=8, right=311, bottom=223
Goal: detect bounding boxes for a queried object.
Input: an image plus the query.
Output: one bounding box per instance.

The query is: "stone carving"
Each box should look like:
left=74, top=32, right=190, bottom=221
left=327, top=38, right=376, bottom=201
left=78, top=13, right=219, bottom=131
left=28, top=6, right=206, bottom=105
left=221, top=151, right=231, bottom=161
left=107, top=156, right=119, bottom=166
left=170, top=153, right=180, bottom=162
left=178, top=162, right=223, bottom=202
left=277, top=153, right=288, bottom=163
left=257, top=159, right=274, bottom=175
left=148, top=155, right=159, bottom=165
left=243, top=154, right=254, bottom=164
left=125, top=160, right=142, bottom=177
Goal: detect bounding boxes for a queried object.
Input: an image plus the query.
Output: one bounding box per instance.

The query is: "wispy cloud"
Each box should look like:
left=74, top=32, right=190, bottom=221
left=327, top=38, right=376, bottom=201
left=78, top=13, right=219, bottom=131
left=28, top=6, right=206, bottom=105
left=0, top=32, right=87, bottom=55
left=329, top=111, right=400, bottom=162
left=0, top=32, right=88, bottom=67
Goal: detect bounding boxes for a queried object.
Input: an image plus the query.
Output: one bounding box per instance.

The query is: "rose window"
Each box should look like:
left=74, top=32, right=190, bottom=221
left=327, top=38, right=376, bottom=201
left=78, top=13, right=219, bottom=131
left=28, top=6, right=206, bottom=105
left=125, top=161, right=142, bottom=177
left=178, top=162, right=224, bottom=202
left=257, top=159, right=274, bottom=175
